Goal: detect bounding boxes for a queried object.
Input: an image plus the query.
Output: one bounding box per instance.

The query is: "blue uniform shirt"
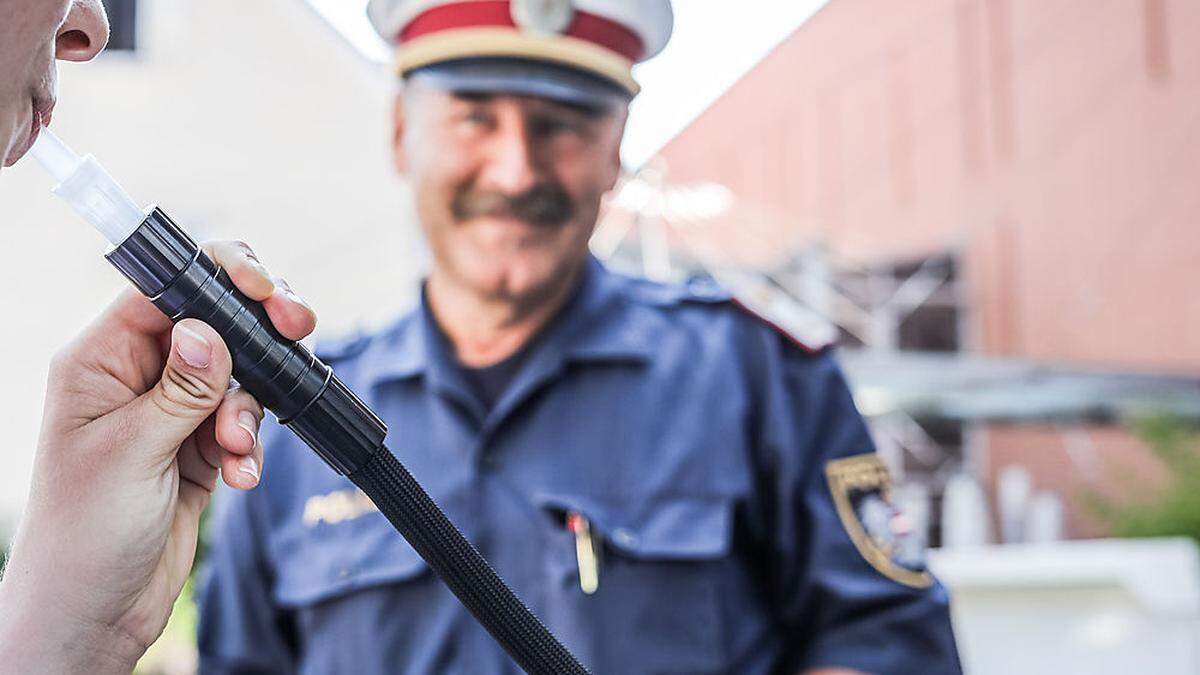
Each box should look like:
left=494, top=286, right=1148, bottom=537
left=197, top=257, right=961, bottom=674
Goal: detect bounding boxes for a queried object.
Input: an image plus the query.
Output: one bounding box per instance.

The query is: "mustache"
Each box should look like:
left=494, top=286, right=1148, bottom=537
left=451, top=184, right=576, bottom=227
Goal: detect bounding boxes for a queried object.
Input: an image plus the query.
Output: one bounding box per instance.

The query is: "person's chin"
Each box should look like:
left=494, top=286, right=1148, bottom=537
left=2, top=111, right=38, bottom=169
left=469, top=256, right=548, bottom=299
left=458, top=248, right=565, bottom=301
left=0, top=123, right=16, bottom=170
left=451, top=219, right=583, bottom=295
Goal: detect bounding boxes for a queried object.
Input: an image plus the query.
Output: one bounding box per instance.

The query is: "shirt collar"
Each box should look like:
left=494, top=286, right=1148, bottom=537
left=363, top=256, right=655, bottom=389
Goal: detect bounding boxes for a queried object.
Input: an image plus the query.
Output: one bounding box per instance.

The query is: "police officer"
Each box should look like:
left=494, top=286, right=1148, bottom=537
left=197, top=1, right=962, bottom=673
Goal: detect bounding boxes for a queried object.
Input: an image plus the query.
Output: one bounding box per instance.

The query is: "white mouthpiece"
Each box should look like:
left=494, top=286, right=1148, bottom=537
left=28, top=130, right=147, bottom=246
left=29, top=127, right=81, bottom=183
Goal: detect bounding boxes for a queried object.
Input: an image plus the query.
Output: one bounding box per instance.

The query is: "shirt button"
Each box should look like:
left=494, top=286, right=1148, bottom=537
left=337, top=566, right=354, bottom=580
left=688, top=277, right=721, bottom=297
left=613, top=529, right=638, bottom=547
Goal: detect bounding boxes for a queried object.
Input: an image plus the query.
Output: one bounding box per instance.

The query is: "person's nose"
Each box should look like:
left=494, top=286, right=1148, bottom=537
left=477, top=113, right=541, bottom=196
left=56, top=0, right=110, bottom=62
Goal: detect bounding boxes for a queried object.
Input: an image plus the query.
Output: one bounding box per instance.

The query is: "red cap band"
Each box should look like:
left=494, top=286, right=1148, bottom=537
left=400, top=1, right=645, bottom=62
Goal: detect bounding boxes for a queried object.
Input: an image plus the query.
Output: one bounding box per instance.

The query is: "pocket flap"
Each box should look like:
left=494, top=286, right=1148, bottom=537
left=271, top=510, right=428, bottom=608
left=534, top=492, right=732, bottom=561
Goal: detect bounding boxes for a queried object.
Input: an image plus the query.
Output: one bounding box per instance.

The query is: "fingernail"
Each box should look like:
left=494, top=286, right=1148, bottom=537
left=238, top=455, right=260, bottom=483
left=175, top=324, right=212, bottom=368
left=241, top=245, right=261, bottom=263
left=237, top=411, right=258, bottom=447
left=252, top=262, right=275, bottom=290
left=279, top=280, right=312, bottom=311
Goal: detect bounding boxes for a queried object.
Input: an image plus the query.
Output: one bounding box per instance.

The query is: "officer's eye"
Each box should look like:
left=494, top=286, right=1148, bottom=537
left=462, top=107, right=495, bottom=128
left=529, top=114, right=587, bottom=140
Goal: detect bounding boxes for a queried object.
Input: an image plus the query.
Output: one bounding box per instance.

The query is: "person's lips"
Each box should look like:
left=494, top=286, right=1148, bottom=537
left=4, top=97, right=55, bottom=168
left=34, top=96, right=55, bottom=129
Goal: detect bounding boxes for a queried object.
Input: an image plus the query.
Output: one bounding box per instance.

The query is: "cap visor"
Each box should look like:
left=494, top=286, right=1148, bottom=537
left=406, top=58, right=629, bottom=111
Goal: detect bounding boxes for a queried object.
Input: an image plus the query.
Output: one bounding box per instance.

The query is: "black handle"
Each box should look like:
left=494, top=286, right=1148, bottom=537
left=105, top=207, right=385, bottom=475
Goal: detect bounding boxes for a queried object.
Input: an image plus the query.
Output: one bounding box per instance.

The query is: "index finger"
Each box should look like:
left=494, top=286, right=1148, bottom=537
left=204, top=240, right=317, bottom=341
left=205, top=240, right=275, bottom=301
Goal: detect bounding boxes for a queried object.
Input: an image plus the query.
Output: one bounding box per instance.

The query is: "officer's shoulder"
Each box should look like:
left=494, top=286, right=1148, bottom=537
left=313, top=330, right=374, bottom=364
left=614, top=272, right=833, bottom=356
left=316, top=302, right=428, bottom=359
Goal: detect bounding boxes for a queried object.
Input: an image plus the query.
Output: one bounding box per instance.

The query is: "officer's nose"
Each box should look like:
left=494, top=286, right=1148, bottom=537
left=56, top=0, right=110, bottom=62
left=477, top=111, right=541, bottom=197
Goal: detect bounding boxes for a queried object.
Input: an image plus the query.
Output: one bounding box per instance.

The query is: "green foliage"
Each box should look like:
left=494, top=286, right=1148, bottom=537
left=134, top=577, right=199, bottom=675
left=1088, top=414, right=1200, bottom=541
left=132, top=491, right=221, bottom=673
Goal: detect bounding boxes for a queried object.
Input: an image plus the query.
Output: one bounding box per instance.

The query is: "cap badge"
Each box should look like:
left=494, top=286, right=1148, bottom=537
left=511, top=0, right=575, bottom=35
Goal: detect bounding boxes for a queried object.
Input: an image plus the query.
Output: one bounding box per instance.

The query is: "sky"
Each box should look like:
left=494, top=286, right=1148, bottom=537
left=305, top=0, right=830, bottom=167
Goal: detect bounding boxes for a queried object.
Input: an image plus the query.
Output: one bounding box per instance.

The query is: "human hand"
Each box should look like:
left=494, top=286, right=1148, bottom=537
left=0, top=241, right=315, bottom=673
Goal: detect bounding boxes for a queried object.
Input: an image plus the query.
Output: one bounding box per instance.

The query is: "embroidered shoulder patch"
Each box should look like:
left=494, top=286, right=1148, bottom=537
left=825, top=454, right=932, bottom=588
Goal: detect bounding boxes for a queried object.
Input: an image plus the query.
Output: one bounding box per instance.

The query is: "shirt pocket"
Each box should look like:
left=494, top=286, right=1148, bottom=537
left=271, top=509, right=430, bottom=608
left=534, top=491, right=735, bottom=675
left=269, top=511, right=477, bottom=675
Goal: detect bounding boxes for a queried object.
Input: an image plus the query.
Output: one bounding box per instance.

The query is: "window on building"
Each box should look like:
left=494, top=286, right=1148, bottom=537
left=100, top=0, right=137, bottom=52
left=899, top=302, right=960, bottom=352
left=831, top=252, right=962, bottom=353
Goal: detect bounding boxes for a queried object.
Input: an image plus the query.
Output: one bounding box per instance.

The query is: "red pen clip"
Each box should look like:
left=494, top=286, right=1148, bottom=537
left=567, top=511, right=599, bottom=595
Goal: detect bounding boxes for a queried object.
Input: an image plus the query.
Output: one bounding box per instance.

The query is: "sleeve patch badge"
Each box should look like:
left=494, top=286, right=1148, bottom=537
left=825, top=453, right=933, bottom=588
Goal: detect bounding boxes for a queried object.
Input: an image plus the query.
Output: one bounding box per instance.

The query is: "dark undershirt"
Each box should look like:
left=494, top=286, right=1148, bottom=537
left=461, top=343, right=534, bottom=411
left=437, top=269, right=589, bottom=412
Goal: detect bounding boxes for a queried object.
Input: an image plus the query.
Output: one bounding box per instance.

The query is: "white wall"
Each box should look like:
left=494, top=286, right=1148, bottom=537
left=0, top=0, right=424, bottom=522
left=930, top=538, right=1200, bottom=674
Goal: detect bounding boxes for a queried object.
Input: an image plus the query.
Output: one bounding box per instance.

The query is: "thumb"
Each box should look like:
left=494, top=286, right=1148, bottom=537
left=123, top=320, right=233, bottom=460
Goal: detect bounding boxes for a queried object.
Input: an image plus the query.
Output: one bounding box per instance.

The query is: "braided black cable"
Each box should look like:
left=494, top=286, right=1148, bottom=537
left=350, top=447, right=591, bottom=675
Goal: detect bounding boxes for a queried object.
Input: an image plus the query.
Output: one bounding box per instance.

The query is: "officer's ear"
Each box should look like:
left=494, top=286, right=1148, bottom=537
left=604, top=103, right=630, bottom=189
left=612, top=112, right=627, bottom=173
left=391, top=91, right=408, bottom=175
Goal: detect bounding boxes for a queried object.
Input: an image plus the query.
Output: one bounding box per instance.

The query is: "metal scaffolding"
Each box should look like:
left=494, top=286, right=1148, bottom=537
left=594, top=167, right=1200, bottom=542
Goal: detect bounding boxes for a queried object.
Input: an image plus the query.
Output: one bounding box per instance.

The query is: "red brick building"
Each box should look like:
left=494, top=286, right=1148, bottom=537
left=632, top=0, right=1200, bottom=538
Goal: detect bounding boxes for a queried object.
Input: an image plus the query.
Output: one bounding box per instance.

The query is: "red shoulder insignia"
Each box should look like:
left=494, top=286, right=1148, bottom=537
left=682, top=273, right=836, bottom=354
left=729, top=296, right=836, bottom=355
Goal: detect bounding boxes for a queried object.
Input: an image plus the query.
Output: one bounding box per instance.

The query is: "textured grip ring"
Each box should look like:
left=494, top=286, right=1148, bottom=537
left=105, top=208, right=386, bottom=474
